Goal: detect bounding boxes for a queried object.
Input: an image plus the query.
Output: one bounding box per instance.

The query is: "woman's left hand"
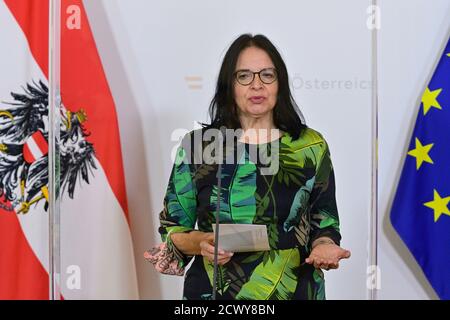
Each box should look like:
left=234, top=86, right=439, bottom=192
left=305, top=241, right=351, bottom=270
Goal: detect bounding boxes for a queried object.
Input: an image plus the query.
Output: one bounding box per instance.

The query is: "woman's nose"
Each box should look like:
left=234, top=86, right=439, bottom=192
left=250, top=74, right=263, bottom=89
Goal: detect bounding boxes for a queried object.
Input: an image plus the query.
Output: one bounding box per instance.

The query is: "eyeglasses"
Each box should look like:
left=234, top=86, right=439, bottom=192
left=234, top=68, right=277, bottom=86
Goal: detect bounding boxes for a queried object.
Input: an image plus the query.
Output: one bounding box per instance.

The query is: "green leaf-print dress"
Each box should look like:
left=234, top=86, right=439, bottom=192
left=159, top=127, right=341, bottom=300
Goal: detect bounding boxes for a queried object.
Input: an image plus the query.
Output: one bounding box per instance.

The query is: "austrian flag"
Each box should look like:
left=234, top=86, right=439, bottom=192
left=0, top=0, right=138, bottom=299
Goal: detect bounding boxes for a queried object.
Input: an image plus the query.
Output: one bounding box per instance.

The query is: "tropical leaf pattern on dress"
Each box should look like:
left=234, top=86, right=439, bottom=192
left=158, top=128, right=341, bottom=300
left=203, top=258, right=229, bottom=295
left=235, top=248, right=300, bottom=300
left=209, top=162, right=257, bottom=223
left=164, top=146, right=197, bottom=227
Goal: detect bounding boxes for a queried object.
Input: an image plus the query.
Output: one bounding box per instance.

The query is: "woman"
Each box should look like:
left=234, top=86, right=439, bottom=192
left=158, top=34, right=351, bottom=300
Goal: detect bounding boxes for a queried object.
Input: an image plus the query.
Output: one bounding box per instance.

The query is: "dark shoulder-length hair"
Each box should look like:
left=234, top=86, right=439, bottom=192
left=203, top=33, right=307, bottom=140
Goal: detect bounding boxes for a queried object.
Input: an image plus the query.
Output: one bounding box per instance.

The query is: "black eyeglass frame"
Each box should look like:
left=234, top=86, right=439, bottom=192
left=233, top=67, right=278, bottom=86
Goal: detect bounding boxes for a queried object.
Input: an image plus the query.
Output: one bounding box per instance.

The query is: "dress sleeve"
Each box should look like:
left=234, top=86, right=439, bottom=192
left=158, top=132, right=198, bottom=265
left=309, top=141, right=342, bottom=246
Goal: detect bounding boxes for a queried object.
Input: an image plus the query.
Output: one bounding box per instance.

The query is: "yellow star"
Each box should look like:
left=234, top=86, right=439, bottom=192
left=447, top=53, right=450, bottom=57
left=407, top=138, right=434, bottom=170
left=421, top=87, right=442, bottom=115
left=424, top=189, right=450, bottom=222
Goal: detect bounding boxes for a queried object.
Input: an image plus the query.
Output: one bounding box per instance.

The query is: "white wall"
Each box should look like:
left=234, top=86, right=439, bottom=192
left=83, top=0, right=449, bottom=299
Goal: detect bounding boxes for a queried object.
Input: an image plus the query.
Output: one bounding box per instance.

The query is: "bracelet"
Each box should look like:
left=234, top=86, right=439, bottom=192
left=312, top=238, right=335, bottom=249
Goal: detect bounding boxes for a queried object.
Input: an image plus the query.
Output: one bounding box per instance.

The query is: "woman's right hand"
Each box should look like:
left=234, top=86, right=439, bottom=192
left=199, top=233, right=234, bottom=265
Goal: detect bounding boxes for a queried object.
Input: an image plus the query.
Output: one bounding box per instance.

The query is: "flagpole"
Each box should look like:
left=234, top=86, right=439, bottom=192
left=48, top=0, right=61, bottom=301
left=369, top=0, right=379, bottom=301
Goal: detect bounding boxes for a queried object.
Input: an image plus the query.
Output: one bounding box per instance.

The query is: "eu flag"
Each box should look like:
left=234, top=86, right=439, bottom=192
left=390, top=36, right=450, bottom=300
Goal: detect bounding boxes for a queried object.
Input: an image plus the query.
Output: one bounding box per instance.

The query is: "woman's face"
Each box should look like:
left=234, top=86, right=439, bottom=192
left=233, top=46, right=278, bottom=120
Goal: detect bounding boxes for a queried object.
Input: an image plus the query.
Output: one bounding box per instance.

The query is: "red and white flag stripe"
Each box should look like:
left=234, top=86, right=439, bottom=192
left=23, top=131, right=48, bottom=164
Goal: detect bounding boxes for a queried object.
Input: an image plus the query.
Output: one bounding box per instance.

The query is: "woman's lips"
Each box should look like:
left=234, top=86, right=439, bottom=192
left=249, top=96, right=266, bottom=104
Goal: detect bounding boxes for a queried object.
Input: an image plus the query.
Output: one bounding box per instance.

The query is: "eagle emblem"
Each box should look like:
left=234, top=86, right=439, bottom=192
left=0, top=80, right=97, bottom=214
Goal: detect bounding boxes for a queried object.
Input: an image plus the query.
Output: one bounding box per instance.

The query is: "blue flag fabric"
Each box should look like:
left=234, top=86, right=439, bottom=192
left=390, top=36, right=450, bottom=300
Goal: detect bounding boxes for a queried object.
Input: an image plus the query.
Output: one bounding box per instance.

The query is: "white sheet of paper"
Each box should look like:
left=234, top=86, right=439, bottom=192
left=212, top=224, right=270, bottom=252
